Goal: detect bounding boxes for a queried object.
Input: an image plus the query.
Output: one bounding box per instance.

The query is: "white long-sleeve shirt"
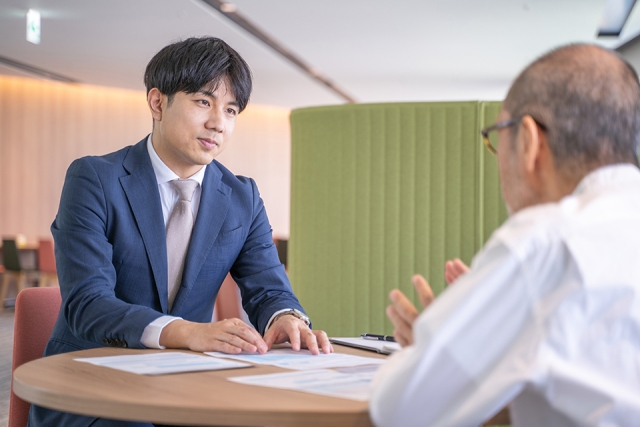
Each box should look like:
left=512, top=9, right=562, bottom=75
left=370, top=164, right=640, bottom=427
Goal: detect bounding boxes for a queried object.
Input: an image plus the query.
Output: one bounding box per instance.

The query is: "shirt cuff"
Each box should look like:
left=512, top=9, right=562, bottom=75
left=140, top=315, right=182, bottom=349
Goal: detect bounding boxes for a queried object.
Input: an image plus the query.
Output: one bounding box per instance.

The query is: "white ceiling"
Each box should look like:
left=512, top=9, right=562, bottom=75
left=1, top=0, right=639, bottom=109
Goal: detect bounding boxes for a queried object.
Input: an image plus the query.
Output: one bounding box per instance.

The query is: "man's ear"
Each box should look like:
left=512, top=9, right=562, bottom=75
left=147, top=88, right=165, bottom=122
left=520, top=115, right=544, bottom=173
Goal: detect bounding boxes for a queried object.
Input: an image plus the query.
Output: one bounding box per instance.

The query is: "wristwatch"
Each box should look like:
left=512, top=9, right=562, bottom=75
left=273, top=309, right=310, bottom=326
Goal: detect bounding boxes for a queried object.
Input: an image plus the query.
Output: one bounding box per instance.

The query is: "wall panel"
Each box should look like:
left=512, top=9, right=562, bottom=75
left=0, top=75, right=292, bottom=242
left=216, top=105, right=292, bottom=239
left=0, top=76, right=150, bottom=242
left=289, top=101, right=506, bottom=336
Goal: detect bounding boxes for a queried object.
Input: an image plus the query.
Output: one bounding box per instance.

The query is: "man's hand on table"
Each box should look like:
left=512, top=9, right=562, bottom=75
left=159, top=314, right=333, bottom=355
left=264, top=314, right=333, bottom=355
left=160, top=318, right=269, bottom=354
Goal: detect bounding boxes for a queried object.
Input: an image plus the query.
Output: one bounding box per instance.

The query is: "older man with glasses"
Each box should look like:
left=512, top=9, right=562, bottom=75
left=370, top=43, right=640, bottom=427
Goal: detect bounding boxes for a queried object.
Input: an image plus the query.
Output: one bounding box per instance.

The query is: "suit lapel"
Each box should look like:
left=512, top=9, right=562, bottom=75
left=120, top=139, right=169, bottom=313
left=171, top=162, right=231, bottom=313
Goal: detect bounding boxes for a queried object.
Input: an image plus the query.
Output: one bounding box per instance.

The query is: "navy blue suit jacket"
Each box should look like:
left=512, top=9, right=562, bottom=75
left=30, top=137, right=304, bottom=427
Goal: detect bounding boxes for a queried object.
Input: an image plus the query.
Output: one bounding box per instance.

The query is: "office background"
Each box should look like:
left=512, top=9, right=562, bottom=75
left=1, top=0, right=640, bottom=316
left=3, top=0, right=640, bottom=242
left=3, top=1, right=640, bottom=424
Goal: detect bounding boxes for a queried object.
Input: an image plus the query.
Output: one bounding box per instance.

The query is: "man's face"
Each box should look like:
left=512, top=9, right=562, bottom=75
left=495, top=109, right=538, bottom=215
left=151, top=79, right=239, bottom=178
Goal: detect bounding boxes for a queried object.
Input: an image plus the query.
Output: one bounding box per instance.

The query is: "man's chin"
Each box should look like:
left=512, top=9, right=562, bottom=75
left=505, top=202, right=513, bottom=217
left=201, top=147, right=224, bottom=163
left=195, top=151, right=220, bottom=165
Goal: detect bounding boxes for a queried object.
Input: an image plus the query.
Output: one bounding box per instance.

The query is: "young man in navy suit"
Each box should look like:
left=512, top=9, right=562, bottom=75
left=30, top=37, right=331, bottom=427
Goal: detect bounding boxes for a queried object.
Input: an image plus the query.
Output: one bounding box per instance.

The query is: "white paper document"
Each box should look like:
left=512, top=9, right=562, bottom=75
left=75, top=352, right=251, bottom=375
left=205, top=348, right=385, bottom=370
left=229, top=366, right=379, bottom=401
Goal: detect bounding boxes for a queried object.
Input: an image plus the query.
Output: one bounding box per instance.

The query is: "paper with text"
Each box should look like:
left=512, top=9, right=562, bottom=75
left=75, top=352, right=251, bottom=375
left=206, top=348, right=385, bottom=370
left=229, top=367, right=379, bottom=401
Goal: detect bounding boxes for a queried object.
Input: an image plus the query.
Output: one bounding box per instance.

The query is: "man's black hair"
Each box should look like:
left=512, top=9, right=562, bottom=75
left=144, top=37, right=252, bottom=112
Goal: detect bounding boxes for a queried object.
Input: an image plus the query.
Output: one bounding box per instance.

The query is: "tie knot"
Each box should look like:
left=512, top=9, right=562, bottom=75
left=170, top=179, right=198, bottom=202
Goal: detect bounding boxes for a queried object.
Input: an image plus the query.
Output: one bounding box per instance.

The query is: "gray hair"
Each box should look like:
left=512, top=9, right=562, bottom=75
left=503, top=44, right=640, bottom=178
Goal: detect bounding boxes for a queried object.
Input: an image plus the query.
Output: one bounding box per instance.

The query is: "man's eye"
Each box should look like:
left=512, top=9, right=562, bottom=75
left=198, top=100, right=210, bottom=106
left=227, top=108, right=238, bottom=116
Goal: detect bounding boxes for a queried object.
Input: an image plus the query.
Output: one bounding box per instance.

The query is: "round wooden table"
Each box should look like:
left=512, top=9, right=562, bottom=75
left=13, top=345, right=385, bottom=426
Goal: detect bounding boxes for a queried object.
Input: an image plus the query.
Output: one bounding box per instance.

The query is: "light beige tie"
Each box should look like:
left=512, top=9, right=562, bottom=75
left=166, top=179, right=198, bottom=311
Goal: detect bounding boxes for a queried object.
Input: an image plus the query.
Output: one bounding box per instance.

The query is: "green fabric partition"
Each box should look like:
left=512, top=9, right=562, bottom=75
left=479, top=102, right=509, bottom=244
left=289, top=101, right=506, bottom=336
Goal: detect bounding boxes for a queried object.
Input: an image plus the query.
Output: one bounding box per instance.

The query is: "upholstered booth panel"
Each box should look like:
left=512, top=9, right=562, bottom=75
left=479, top=102, right=509, bottom=243
left=289, top=101, right=506, bottom=336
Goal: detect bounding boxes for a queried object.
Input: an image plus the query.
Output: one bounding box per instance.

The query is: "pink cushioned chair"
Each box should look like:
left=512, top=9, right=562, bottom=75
left=37, top=239, right=58, bottom=287
left=214, top=273, right=243, bottom=321
left=9, top=286, right=61, bottom=427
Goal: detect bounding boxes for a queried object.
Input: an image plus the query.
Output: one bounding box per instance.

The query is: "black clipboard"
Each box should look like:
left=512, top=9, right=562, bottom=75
left=329, top=337, right=399, bottom=355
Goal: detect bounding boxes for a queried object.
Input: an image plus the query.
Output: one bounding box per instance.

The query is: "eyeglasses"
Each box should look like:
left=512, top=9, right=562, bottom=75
left=480, top=115, right=547, bottom=155
left=480, top=117, right=521, bottom=155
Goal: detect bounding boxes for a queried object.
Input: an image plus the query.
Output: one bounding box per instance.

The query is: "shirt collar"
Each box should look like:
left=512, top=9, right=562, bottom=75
left=573, top=163, right=640, bottom=196
left=146, top=134, right=206, bottom=186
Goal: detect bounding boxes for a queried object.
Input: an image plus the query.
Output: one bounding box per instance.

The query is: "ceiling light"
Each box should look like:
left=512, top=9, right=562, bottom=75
left=26, top=9, right=41, bottom=44
left=598, top=0, right=637, bottom=37
left=220, top=3, right=236, bottom=13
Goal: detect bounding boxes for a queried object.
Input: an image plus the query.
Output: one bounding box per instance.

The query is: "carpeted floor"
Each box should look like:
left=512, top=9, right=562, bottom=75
left=0, top=307, right=15, bottom=427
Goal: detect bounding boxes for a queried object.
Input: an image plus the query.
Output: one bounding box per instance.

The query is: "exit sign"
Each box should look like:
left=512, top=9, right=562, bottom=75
left=26, top=9, right=40, bottom=44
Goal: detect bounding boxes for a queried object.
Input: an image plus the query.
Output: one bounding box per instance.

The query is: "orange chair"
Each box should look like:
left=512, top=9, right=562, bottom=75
left=9, top=287, right=61, bottom=427
left=214, top=240, right=286, bottom=324
left=214, top=273, right=244, bottom=321
left=37, top=239, right=58, bottom=287
left=0, top=265, right=4, bottom=307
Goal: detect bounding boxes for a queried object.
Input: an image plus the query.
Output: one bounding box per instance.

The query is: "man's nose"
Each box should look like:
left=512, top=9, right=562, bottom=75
left=206, top=110, right=224, bottom=132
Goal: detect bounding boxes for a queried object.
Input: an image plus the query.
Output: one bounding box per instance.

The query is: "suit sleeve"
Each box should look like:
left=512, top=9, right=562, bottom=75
left=51, top=158, right=163, bottom=348
left=229, top=178, right=306, bottom=334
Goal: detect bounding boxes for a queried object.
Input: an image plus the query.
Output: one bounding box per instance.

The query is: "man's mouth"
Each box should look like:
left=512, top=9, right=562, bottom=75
left=198, top=138, right=218, bottom=149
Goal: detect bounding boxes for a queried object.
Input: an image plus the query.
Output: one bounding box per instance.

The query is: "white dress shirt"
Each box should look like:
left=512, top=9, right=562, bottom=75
left=139, top=135, right=205, bottom=348
left=370, top=164, right=640, bottom=427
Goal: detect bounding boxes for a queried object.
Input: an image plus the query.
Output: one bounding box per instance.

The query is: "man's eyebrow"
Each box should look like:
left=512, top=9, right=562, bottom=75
left=196, top=89, right=239, bottom=106
left=196, top=89, right=216, bottom=98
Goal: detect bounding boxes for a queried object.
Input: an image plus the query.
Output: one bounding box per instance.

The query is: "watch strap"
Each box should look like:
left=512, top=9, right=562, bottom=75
left=272, top=309, right=310, bottom=327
